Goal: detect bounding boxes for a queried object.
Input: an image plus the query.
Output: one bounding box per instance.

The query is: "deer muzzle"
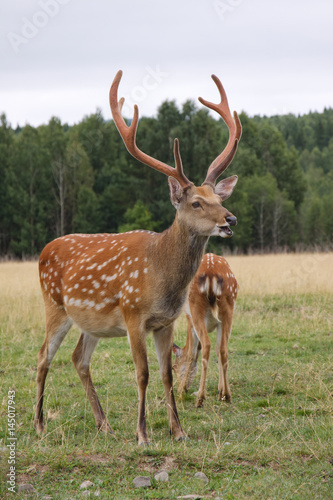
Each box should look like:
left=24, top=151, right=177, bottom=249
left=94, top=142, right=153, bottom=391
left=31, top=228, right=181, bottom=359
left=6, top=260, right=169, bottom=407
left=217, top=223, right=233, bottom=238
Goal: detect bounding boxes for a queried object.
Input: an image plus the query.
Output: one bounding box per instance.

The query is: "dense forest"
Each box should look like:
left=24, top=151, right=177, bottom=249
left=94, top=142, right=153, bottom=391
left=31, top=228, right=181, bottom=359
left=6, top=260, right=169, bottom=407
left=0, top=101, right=332, bottom=258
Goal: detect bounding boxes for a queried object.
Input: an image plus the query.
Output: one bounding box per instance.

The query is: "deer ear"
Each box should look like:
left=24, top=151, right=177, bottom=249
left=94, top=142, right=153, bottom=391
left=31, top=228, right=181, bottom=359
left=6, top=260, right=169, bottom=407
left=215, top=175, right=238, bottom=202
left=168, top=177, right=184, bottom=208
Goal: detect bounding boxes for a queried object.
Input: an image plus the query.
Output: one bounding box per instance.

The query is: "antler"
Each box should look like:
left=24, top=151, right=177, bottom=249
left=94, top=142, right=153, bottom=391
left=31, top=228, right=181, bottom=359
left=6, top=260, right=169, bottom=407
left=199, top=75, right=242, bottom=187
left=109, top=70, right=192, bottom=189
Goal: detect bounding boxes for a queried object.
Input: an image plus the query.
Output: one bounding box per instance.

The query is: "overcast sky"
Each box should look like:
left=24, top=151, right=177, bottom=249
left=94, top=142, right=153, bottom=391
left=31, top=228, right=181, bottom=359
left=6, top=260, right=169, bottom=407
left=1, top=0, right=333, bottom=127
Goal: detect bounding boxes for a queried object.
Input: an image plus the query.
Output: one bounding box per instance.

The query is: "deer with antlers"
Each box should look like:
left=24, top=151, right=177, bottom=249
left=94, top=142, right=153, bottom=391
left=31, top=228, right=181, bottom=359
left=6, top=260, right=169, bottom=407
left=34, top=71, right=241, bottom=445
left=173, top=253, right=238, bottom=407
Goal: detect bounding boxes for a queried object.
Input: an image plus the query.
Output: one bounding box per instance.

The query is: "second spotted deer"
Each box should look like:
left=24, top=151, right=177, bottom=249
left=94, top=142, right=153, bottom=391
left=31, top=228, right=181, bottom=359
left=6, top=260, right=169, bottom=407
left=173, top=253, right=238, bottom=407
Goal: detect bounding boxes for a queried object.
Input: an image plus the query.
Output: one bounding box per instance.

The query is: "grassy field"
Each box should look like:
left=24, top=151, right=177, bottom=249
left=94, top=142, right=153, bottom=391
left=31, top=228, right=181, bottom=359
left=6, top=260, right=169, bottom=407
left=0, top=253, right=332, bottom=499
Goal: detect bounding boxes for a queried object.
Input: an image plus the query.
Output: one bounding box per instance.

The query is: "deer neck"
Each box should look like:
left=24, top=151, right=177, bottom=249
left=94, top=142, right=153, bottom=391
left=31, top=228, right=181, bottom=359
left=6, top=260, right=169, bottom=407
left=153, top=215, right=208, bottom=289
left=143, top=215, right=208, bottom=329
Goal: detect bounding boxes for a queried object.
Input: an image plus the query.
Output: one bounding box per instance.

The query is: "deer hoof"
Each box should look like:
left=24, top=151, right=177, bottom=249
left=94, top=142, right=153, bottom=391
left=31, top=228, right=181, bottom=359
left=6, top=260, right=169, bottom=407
left=176, top=435, right=189, bottom=442
left=34, top=420, right=45, bottom=435
left=136, top=432, right=151, bottom=446
left=195, top=398, right=204, bottom=408
left=138, top=440, right=151, bottom=447
left=219, top=394, right=231, bottom=403
left=98, top=421, right=114, bottom=434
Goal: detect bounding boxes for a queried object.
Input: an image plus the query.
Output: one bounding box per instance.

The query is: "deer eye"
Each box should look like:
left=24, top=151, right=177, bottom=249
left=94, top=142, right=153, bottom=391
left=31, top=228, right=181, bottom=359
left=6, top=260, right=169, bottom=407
left=192, top=202, right=201, bottom=209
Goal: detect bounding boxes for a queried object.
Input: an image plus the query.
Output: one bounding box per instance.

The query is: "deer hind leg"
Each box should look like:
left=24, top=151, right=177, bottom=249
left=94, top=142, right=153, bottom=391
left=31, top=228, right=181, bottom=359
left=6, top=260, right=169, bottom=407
left=176, top=314, right=201, bottom=396
left=72, top=332, right=113, bottom=434
left=217, top=305, right=233, bottom=402
left=154, top=325, right=186, bottom=442
left=34, top=307, right=72, bottom=434
left=192, top=314, right=211, bottom=408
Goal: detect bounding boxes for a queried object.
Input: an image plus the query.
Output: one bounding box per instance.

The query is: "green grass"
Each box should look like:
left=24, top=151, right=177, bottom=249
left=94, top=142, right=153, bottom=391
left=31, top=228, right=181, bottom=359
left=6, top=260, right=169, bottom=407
left=1, top=273, right=332, bottom=498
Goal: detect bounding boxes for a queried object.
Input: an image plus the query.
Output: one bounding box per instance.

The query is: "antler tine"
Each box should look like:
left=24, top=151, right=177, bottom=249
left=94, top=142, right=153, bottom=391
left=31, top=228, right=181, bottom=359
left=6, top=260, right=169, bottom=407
left=203, top=140, right=239, bottom=187
left=109, top=70, right=192, bottom=189
left=199, top=75, right=242, bottom=186
left=173, top=138, right=187, bottom=183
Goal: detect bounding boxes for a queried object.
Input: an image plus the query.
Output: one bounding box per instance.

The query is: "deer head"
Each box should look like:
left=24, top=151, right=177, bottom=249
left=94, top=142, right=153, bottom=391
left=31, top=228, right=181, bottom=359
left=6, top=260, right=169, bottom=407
left=110, top=71, right=242, bottom=240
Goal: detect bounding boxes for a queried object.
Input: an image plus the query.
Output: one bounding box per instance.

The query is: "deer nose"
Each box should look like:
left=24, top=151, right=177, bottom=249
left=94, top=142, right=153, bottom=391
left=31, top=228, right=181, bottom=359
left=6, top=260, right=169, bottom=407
left=226, top=215, right=237, bottom=226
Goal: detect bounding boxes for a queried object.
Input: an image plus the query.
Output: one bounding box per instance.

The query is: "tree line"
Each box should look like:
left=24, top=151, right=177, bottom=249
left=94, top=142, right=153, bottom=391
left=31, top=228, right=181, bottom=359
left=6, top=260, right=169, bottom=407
left=0, top=101, right=332, bottom=258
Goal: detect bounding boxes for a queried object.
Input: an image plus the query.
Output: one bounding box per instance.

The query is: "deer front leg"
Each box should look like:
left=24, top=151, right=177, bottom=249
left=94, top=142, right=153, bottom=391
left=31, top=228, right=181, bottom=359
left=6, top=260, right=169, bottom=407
left=154, top=325, right=186, bottom=441
left=72, top=332, right=113, bottom=433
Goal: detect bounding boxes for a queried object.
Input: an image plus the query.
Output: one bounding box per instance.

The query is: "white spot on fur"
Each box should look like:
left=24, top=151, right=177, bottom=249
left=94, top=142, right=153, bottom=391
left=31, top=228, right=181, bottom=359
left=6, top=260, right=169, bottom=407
left=95, top=303, right=105, bottom=311
left=87, top=263, right=97, bottom=270
left=82, top=299, right=95, bottom=309
left=105, top=274, right=117, bottom=283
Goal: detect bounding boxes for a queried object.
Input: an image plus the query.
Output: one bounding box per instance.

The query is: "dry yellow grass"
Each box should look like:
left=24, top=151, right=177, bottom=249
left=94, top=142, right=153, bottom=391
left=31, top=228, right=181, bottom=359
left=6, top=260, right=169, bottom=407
left=0, top=262, right=42, bottom=342
left=0, top=261, right=39, bottom=298
left=227, top=252, right=333, bottom=296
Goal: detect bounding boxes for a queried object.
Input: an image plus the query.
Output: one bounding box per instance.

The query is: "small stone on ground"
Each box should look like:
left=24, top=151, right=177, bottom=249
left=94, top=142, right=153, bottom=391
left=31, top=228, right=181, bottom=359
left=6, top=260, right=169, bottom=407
left=133, top=475, right=151, bottom=488
left=154, top=470, right=169, bottom=482
left=177, top=495, right=202, bottom=499
left=194, top=471, right=208, bottom=482
left=18, top=484, right=37, bottom=494
left=80, top=480, right=94, bottom=489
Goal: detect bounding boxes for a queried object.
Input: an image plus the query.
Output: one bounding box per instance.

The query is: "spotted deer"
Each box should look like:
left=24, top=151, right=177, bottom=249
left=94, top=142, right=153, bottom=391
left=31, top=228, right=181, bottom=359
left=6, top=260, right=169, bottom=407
left=34, top=71, right=242, bottom=445
left=173, top=253, right=238, bottom=407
